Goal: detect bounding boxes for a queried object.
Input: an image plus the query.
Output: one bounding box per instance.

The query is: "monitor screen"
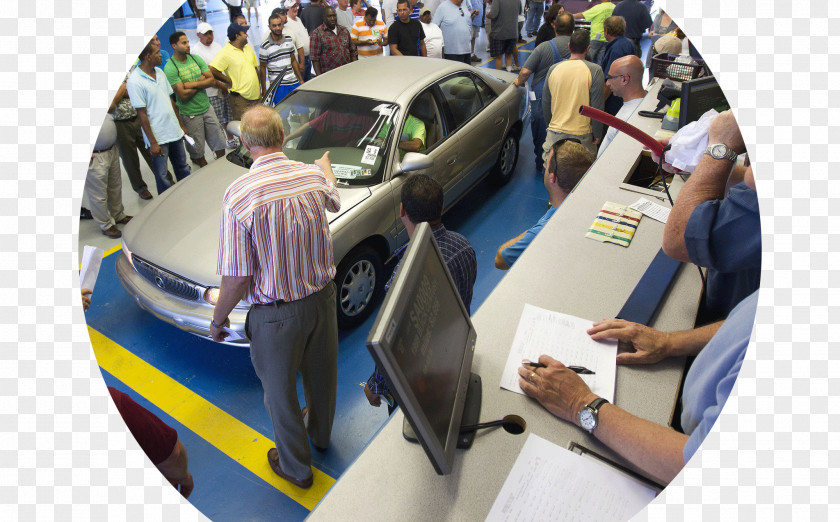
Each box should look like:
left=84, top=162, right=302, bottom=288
left=366, top=222, right=477, bottom=475
left=678, top=76, right=730, bottom=129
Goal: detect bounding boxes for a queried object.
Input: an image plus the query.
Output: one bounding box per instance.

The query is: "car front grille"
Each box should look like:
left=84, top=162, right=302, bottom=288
left=132, top=255, right=201, bottom=301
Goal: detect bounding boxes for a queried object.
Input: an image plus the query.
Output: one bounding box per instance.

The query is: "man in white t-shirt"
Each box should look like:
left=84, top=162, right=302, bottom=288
left=419, top=7, right=444, bottom=58
left=597, top=55, right=647, bottom=158
left=191, top=23, right=238, bottom=148
left=283, top=0, right=313, bottom=80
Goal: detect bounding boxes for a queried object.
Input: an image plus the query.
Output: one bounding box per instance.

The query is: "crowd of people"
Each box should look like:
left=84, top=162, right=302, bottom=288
left=84, top=0, right=758, bottom=497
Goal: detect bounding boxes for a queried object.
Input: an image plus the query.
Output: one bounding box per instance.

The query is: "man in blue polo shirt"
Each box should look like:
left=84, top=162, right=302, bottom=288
left=126, top=40, right=191, bottom=195
left=495, top=139, right=594, bottom=269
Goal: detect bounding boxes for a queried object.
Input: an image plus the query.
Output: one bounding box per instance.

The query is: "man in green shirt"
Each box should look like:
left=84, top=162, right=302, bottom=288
left=573, top=0, right=615, bottom=65
left=164, top=31, right=228, bottom=167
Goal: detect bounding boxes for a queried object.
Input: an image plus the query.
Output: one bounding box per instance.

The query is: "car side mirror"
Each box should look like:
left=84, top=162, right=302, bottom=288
left=227, top=121, right=241, bottom=137
left=398, top=152, right=433, bottom=174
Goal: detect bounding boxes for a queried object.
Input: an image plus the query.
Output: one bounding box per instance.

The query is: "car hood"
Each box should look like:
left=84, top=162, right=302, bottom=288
left=122, top=155, right=371, bottom=285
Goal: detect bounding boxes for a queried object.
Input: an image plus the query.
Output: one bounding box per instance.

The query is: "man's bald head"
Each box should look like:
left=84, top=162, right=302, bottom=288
left=240, top=106, right=285, bottom=150
left=611, top=55, right=644, bottom=83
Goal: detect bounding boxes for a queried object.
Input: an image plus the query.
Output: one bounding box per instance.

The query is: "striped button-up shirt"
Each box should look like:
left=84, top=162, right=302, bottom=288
left=217, top=152, right=341, bottom=304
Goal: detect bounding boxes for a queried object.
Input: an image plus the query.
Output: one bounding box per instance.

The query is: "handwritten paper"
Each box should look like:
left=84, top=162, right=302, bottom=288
left=500, top=304, right=617, bottom=402
left=628, top=197, right=671, bottom=223
left=79, top=245, right=104, bottom=292
left=485, top=434, right=657, bottom=522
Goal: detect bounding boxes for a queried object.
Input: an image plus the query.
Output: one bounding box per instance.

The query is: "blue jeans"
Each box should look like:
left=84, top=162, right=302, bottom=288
left=303, top=56, right=313, bottom=82
left=151, top=138, right=190, bottom=194
left=525, top=1, right=544, bottom=35
left=530, top=93, right=547, bottom=172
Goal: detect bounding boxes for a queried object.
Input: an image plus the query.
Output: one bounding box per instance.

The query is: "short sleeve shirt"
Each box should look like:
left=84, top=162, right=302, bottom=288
left=684, top=182, right=761, bottom=319
left=217, top=152, right=341, bottom=303
left=582, top=2, right=615, bottom=42
left=164, top=54, right=211, bottom=115
left=209, top=42, right=261, bottom=101
left=108, top=387, right=177, bottom=465
left=351, top=19, right=388, bottom=57
left=259, top=34, right=300, bottom=85
left=501, top=206, right=557, bottom=267
left=682, top=290, right=757, bottom=462
left=126, top=66, right=184, bottom=147
left=388, top=19, right=425, bottom=56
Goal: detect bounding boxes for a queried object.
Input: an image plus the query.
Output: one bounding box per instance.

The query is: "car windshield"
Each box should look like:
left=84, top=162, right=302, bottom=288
left=227, top=92, right=399, bottom=187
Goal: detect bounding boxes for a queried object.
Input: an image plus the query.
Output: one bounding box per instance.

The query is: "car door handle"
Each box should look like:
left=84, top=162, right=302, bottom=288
left=447, top=157, right=456, bottom=166
left=494, top=117, right=504, bottom=126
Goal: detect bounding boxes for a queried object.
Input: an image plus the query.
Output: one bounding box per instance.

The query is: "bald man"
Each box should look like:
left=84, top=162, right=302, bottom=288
left=596, top=55, right=647, bottom=158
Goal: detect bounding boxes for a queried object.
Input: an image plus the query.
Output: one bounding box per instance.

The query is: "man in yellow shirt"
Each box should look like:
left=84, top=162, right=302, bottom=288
left=572, top=0, right=614, bottom=65
left=210, top=22, right=263, bottom=120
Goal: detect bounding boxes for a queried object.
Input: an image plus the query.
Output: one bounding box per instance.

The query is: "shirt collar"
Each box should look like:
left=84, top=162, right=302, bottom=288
left=251, top=151, right=290, bottom=170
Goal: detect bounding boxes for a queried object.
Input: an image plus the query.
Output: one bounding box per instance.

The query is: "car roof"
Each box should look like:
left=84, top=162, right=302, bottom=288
left=298, top=56, right=470, bottom=104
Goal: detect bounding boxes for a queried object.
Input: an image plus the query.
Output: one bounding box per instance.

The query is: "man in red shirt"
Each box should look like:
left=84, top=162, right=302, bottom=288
left=310, top=7, right=358, bottom=75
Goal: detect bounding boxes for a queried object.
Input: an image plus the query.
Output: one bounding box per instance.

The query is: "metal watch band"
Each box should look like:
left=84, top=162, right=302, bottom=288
left=705, top=143, right=738, bottom=161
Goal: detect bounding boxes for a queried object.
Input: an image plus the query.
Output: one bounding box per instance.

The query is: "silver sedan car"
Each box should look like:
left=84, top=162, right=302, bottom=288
left=116, top=56, right=528, bottom=343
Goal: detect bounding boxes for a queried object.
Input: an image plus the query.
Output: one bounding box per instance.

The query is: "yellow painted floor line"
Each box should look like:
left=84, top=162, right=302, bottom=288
left=103, top=244, right=122, bottom=258
left=88, top=326, right=336, bottom=510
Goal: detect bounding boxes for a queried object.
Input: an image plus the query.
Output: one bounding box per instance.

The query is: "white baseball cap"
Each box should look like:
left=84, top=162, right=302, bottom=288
left=196, top=22, right=214, bottom=34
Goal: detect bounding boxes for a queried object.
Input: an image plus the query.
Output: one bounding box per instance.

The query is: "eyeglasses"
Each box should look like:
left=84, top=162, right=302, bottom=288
left=605, top=73, right=627, bottom=81
left=459, top=8, right=464, bottom=16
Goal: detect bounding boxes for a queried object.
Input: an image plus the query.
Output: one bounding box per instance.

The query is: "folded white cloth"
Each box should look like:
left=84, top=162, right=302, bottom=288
left=664, top=108, right=720, bottom=173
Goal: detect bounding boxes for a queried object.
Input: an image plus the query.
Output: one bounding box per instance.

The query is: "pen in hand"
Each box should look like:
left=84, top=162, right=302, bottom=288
left=523, top=361, right=595, bottom=375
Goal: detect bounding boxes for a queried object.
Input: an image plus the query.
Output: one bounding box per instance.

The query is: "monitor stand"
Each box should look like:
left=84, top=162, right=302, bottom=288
left=402, top=372, right=482, bottom=449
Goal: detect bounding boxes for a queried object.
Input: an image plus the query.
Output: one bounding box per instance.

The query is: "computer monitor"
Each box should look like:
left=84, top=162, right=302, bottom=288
left=366, top=221, right=479, bottom=475
left=678, top=76, right=730, bottom=129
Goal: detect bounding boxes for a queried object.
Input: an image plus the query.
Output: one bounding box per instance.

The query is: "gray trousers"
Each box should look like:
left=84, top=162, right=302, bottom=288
left=247, top=281, right=338, bottom=480
left=85, top=147, right=127, bottom=231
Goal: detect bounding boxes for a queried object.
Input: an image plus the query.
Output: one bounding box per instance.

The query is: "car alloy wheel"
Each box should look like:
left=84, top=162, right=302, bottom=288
left=491, top=129, right=519, bottom=185
left=335, top=245, right=384, bottom=329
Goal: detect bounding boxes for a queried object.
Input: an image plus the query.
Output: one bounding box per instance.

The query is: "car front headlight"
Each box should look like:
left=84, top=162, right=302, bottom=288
left=121, top=239, right=133, bottom=267
left=203, top=287, right=220, bottom=305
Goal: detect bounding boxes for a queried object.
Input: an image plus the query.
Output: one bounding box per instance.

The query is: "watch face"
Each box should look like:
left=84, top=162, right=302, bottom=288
left=712, top=144, right=727, bottom=158
left=579, top=409, right=596, bottom=431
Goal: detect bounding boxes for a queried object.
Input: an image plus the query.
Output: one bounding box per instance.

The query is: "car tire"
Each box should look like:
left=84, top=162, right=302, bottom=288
left=335, top=245, right=385, bottom=329
left=490, top=129, right=520, bottom=186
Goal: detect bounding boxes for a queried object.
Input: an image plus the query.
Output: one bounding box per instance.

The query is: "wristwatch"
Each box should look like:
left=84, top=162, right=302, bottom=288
left=578, top=397, right=609, bottom=434
left=704, top=143, right=739, bottom=162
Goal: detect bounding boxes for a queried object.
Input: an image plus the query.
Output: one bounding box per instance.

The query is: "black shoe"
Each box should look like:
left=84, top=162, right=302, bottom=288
left=138, top=189, right=153, bottom=200
left=80, top=207, right=93, bottom=220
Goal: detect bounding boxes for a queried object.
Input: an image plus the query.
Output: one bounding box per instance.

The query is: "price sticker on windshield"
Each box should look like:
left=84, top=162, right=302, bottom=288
left=361, top=145, right=379, bottom=165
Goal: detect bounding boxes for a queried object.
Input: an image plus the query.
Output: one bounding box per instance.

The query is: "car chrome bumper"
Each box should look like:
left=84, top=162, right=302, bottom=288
left=115, top=252, right=249, bottom=345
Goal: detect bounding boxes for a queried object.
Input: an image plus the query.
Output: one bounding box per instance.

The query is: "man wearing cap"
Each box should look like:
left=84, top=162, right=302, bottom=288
left=193, top=23, right=239, bottom=148
left=419, top=7, right=443, bottom=58
left=432, top=0, right=477, bottom=64
left=260, top=12, right=304, bottom=104
left=165, top=31, right=228, bottom=168
left=284, top=1, right=313, bottom=81
left=210, top=22, right=262, bottom=121
left=351, top=7, right=389, bottom=58
left=310, top=7, right=358, bottom=75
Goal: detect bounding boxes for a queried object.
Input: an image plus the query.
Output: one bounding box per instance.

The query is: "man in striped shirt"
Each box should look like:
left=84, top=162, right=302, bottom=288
left=259, top=12, right=304, bottom=105
left=350, top=7, right=388, bottom=58
left=211, top=105, right=340, bottom=489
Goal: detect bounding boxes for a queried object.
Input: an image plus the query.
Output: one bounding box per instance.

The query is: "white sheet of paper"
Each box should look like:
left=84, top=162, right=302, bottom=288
left=485, top=434, right=657, bottom=522
left=79, top=245, right=104, bottom=292
left=222, top=327, right=244, bottom=341
left=500, top=304, right=617, bottom=402
left=628, top=197, right=671, bottom=223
